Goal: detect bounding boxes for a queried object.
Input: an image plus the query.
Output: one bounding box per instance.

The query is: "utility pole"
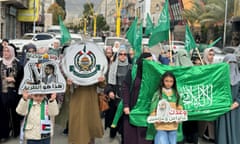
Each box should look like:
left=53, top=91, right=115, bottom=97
left=115, top=0, right=122, bottom=37
left=84, top=18, right=87, bottom=36
left=33, top=0, right=36, bottom=33
left=223, top=0, right=228, bottom=47
left=93, top=14, right=97, bottom=37
left=105, top=0, right=107, bottom=18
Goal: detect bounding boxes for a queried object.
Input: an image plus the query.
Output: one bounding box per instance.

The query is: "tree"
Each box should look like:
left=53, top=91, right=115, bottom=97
left=199, top=0, right=234, bottom=25
left=83, top=3, right=94, bottom=18
left=94, top=14, right=109, bottom=32
left=182, top=0, right=205, bottom=29
left=47, top=3, right=65, bottom=25
left=56, top=0, right=66, bottom=18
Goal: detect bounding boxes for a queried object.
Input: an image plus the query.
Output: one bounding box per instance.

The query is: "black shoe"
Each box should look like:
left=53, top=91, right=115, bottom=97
left=62, top=128, right=68, bottom=136
left=208, top=139, right=215, bottom=143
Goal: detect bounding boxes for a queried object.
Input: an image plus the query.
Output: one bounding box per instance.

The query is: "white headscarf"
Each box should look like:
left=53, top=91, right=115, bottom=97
left=203, top=48, right=214, bottom=64
left=223, top=54, right=240, bottom=86
left=112, top=41, right=120, bottom=53
left=3, top=46, right=15, bottom=68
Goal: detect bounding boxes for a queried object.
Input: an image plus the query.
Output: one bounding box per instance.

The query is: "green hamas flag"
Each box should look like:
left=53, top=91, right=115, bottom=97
left=126, top=18, right=142, bottom=63
left=208, top=37, right=222, bottom=48
left=126, top=17, right=138, bottom=48
left=59, top=15, right=71, bottom=45
left=145, top=13, right=154, bottom=36
left=148, top=0, right=170, bottom=47
left=129, top=60, right=232, bottom=127
left=185, top=24, right=196, bottom=53
left=134, top=23, right=143, bottom=61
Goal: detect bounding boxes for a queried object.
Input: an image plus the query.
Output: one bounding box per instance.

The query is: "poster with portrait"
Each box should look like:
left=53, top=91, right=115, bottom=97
left=61, top=42, right=108, bottom=86
left=18, top=54, right=66, bottom=94
left=147, top=99, right=188, bottom=123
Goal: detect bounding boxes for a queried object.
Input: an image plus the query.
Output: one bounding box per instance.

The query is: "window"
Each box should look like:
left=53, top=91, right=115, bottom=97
left=35, top=34, right=52, bottom=40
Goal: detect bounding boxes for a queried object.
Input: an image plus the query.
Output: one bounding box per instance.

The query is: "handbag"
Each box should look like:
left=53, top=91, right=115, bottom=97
left=98, top=93, right=110, bottom=112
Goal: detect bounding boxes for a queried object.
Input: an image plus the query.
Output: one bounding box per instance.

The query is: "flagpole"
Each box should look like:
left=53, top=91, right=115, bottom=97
left=195, top=48, right=204, bottom=65
left=169, top=30, right=173, bottom=63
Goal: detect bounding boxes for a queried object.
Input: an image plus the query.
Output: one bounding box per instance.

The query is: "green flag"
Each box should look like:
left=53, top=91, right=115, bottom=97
left=208, top=37, right=222, bottom=47
left=126, top=18, right=142, bottom=63
left=126, top=18, right=138, bottom=48
left=185, top=25, right=196, bottom=52
left=149, top=0, right=170, bottom=47
left=59, top=15, right=71, bottom=45
left=145, top=13, right=154, bottom=36
left=129, top=61, right=232, bottom=128
left=134, top=23, right=143, bottom=61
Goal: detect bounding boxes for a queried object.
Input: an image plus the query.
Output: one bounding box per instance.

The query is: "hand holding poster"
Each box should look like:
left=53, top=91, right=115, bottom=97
left=18, top=53, right=66, bottom=94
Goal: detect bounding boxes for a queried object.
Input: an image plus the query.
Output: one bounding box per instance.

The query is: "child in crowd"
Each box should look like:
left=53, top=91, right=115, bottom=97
left=16, top=90, right=59, bottom=144
left=151, top=71, right=182, bottom=144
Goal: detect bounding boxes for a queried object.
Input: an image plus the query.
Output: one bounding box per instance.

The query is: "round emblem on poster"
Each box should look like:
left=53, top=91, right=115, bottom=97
left=61, top=42, right=108, bottom=86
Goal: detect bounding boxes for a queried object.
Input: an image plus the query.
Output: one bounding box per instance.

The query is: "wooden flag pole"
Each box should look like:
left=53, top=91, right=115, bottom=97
left=195, top=48, right=204, bottom=65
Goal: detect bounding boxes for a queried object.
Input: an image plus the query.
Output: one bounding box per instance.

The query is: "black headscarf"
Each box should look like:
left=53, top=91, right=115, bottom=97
left=136, top=52, right=152, bottom=78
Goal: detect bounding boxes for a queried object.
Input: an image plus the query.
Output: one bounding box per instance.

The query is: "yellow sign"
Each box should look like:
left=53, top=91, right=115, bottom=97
left=17, top=0, right=40, bottom=22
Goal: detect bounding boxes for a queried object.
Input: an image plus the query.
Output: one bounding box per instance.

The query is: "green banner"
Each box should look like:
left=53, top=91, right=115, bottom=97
left=129, top=60, right=232, bottom=127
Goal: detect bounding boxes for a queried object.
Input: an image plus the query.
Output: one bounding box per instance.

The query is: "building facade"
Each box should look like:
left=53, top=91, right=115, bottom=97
left=0, top=0, right=28, bottom=39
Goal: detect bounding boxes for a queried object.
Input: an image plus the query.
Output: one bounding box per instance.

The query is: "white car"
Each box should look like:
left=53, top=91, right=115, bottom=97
left=163, top=41, right=185, bottom=53
left=10, top=33, right=56, bottom=53
left=47, top=25, right=61, bottom=34
left=104, top=37, right=128, bottom=50
left=211, top=47, right=225, bottom=63
left=55, top=33, right=82, bottom=44
left=91, top=37, right=104, bottom=50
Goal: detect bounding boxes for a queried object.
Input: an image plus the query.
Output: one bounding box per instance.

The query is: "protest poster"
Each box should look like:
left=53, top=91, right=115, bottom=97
left=18, top=53, right=66, bottom=94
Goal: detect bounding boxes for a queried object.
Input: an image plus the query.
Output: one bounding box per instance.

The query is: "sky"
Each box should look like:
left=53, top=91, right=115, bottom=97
left=66, top=0, right=99, bottom=17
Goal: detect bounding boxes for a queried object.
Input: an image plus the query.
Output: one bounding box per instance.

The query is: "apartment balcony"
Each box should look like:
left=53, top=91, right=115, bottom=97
left=0, top=0, right=28, bottom=8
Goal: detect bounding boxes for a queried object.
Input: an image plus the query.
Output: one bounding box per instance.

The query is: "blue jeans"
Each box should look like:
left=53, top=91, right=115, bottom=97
left=27, top=137, right=50, bottom=144
left=154, top=130, right=177, bottom=144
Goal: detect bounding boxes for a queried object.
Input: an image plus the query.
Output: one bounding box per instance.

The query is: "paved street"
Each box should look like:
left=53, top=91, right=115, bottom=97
left=4, top=120, right=214, bottom=144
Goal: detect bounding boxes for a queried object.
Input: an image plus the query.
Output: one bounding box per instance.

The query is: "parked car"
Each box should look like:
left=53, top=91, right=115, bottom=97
left=222, top=46, right=237, bottom=54
left=163, top=41, right=185, bottom=53
left=210, top=47, right=225, bottom=63
left=104, top=37, right=130, bottom=51
left=47, top=25, right=61, bottom=34
left=10, top=33, right=56, bottom=53
left=55, top=33, right=83, bottom=44
left=91, top=37, right=104, bottom=52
